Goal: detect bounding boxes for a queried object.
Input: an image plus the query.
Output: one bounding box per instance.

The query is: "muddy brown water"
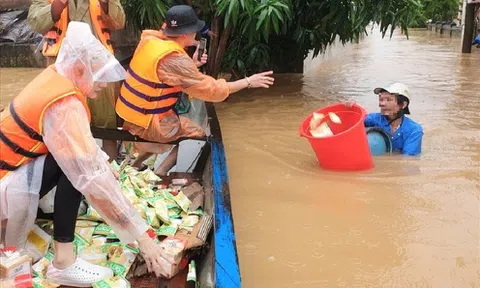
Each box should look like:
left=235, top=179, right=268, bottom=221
left=0, top=29, right=479, bottom=288
left=215, top=30, right=480, bottom=288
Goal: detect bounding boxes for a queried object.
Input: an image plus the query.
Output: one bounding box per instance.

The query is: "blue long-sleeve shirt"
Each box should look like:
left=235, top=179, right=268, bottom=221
left=365, top=113, right=423, bottom=156
left=199, top=25, right=210, bottom=36
left=472, top=35, right=480, bottom=46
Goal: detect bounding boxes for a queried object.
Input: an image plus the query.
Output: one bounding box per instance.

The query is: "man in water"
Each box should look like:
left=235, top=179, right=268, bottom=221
left=348, top=83, right=423, bottom=155
left=472, top=29, right=480, bottom=48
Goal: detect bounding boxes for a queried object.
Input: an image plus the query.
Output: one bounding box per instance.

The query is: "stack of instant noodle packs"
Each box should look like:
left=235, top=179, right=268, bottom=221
left=29, top=163, right=204, bottom=287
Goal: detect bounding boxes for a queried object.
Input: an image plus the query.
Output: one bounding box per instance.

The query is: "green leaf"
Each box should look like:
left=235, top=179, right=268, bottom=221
left=272, top=11, right=280, bottom=34
left=272, top=7, right=284, bottom=23
left=236, top=59, right=246, bottom=74
left=227, top=0, right=238, bottom=21
left=253, top=4, right=266, bottom=14
left=264, top=13, right=271, bottom=41
left=273, top=1, right=289, bottom=11
left=256, top=9, right=268, bottom=30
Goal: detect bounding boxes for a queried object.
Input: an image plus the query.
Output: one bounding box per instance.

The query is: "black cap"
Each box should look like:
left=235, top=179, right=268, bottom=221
left=163, top=5, right=205, bottom=37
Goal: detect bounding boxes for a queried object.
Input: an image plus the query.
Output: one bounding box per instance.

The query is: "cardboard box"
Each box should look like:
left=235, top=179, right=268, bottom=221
left=0, top=254, right=32, bottom=279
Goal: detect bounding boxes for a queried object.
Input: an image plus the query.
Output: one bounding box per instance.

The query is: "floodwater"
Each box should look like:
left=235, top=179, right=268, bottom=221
left=0, top=67, right=42, bottom=110
left=0, top=29, right=479, bottom=287
left=215, top=29, right=480, bottom=288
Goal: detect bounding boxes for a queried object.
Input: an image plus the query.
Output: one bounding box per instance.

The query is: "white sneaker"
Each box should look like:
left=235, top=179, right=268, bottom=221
left=46, top=258, right=113, bottom=287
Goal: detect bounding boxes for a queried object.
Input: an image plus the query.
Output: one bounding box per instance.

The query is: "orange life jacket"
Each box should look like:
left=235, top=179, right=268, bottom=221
left=42, top=0, right=114, bottom=57
left=116, top=38, right=187, bottom=129
left=0, top=66, right=91, bottom=180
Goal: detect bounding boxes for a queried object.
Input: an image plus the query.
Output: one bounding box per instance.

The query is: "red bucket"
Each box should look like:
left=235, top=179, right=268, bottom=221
left=299, top=103, right=374, bottom=171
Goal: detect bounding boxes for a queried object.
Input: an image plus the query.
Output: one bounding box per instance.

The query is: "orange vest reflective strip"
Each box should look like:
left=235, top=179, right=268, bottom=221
left=42, top=0, right=113, bottom=57
left=116, top=38, right=187, bottom=129
left=0, top=66, right=91, bottom=180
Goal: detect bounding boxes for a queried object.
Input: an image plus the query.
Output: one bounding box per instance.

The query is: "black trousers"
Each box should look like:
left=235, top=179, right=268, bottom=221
left=37, top=154, right=82, bottom=243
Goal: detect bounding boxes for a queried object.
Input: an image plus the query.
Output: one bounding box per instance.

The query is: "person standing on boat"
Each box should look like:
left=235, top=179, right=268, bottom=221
left=347, top=83, right=423, bottom=156
left=116, top=5, right=275, bottom=176
left=27, top=0, right=125, bottom=162
left=0, top=22, right=168, bottom=286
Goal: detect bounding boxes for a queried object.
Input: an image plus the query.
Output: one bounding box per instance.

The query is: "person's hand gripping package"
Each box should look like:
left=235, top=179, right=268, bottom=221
left=136, top=232, right=171, bottom=277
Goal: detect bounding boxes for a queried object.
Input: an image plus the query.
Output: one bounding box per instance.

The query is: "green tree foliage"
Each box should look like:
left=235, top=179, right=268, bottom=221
left=120, top=0, right=172, bottom=31
left=121, top=0, right=430, bottom=76
left=409, top=0, right=461, bottom=28
left=423, top=0, right=460, bottom=22
left=222, top=0, right=424, bottom=76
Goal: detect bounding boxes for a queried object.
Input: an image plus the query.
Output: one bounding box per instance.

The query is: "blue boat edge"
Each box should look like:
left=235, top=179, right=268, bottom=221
left=207, top=102, right=242, bottom=288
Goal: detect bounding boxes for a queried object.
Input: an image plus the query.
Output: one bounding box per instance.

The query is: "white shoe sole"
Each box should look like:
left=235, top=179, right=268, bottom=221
left=46, top=276, right=94, bottom=287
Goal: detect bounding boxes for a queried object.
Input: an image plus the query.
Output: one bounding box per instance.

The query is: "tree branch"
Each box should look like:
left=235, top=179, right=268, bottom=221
left=212, top=21, right=232, bottom=77
left=207, top=15, right=220, bottom=75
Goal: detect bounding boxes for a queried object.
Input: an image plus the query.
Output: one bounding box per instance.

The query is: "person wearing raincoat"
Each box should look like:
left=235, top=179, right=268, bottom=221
left=27, top=0, right=125, bottom=162
left=116, top=5, right=275, bottom=176
left=0, top=22, right=168, bottom=286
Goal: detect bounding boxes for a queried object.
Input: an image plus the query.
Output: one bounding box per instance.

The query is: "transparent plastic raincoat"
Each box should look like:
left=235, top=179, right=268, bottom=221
left=0, top=22, right=148, bottom=247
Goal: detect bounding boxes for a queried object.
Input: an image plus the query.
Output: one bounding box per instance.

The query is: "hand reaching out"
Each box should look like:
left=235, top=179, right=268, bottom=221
left=245, top=71, right=275, bottom=88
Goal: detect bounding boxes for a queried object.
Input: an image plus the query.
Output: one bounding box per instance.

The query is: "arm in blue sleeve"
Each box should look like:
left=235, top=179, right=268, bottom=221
left=200, top=25, right=209, bottom=36
left=364, top=113, right=376, bottom=127
left=402, top=129, right=423, bottom=155
left=472, top=35, right=480, bottom=45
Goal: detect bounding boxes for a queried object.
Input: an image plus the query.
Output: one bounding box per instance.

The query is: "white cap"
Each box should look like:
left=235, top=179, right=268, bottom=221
left=374, top=83, right=412, bottom=114
left=55, top=21, right=127, bottom=94
left=374, top=83, right=411, bottom=99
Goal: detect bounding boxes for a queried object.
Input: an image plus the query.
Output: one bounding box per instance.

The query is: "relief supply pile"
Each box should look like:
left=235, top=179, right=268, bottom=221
left=1, top=162, right=211, bottom=287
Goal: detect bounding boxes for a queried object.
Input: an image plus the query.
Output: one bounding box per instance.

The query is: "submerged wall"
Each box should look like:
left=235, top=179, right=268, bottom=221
left=426, top=23, right=462, bottom=37
left=0, top=43, right=43, bottom=67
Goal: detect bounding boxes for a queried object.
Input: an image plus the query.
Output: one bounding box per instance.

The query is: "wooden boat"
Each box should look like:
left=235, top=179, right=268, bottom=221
left=87, top=101, right=242, bottom=288
left=0, top=62, right=241, bottom=287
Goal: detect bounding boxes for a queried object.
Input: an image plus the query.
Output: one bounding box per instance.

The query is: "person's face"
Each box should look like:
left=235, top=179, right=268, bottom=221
left=378, top=92, right=404, bottom=116
left=72, top=62, right=107, bottom=98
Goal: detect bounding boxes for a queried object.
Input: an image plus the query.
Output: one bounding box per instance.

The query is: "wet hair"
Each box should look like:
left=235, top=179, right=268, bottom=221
left=395, top=94, right=408, bottom=106
left=394, top=94, right=409, bottom=115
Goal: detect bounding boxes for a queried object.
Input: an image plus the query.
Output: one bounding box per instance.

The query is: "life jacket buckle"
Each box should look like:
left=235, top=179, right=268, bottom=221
left=46, top=38, right=57, bottom=45
left=12, top=145, right=21, bottom=153
left=0, top=160, right=18, bottom=171
left=29, top=131, right=39, bottom=139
